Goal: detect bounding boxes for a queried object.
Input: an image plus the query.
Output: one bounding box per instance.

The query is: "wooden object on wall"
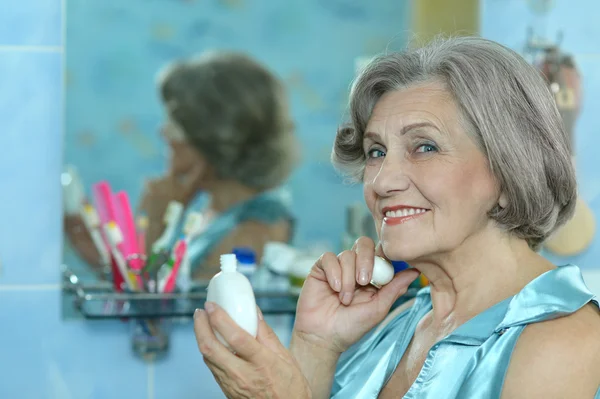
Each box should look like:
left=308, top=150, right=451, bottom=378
left=411, top=0, right=479, bottom=45
left=535, top=46, right=596, bottom=256
left=545, top=198, right=596, bottom=256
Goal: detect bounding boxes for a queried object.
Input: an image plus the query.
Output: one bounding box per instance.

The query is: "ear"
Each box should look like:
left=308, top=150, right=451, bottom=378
left=498, top=192, right=508, bottom=209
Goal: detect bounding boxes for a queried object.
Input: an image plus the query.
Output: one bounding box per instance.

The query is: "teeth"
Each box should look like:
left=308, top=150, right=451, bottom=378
left=385, top=208, right=427, bottom=218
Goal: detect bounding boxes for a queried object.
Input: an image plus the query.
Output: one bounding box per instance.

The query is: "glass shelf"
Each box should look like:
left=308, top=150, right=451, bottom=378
left=61, top=265, right=421, bottom=320
left=61, top=265, right=298, bottom=320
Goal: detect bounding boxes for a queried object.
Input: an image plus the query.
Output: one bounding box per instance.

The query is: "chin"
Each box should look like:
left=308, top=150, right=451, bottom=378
left=380, top=238, right=427, bottom=263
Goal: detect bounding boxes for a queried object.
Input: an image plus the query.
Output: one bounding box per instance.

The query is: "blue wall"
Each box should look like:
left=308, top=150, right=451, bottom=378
left=1, top=1, right=599, bottom=398
left=481, top=0, right=600, bottom=270
left=64, top=0, right=412, bottom=258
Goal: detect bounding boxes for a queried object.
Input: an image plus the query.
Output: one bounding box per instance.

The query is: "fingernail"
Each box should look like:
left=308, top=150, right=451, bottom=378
left=257, top=307, right=264, bottom=321
left=334, top=278, right=341, bottom=292
left=359, top=270, right=369, bottom=285
left=194, top=308, right=203, bottom=319
left=342, top=292, right=352, bottom=305
left=204, top=302, right=215, bottom=313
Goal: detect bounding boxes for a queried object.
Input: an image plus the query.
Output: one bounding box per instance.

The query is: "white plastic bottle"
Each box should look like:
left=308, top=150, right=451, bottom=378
left=206, top=254, right=258, bottom=346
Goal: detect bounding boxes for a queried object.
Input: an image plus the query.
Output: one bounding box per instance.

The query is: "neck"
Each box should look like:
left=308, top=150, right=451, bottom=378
left=205, top=179, right=260, bottom=214
left=412, top=228, right=555, bottom=333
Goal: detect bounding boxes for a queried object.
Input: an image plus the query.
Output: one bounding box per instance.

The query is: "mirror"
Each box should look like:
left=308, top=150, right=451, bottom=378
left=61, top=1, right=410, bottom=321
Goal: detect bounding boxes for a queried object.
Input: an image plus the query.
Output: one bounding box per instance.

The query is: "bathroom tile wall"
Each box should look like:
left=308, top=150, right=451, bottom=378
left=1, top=1, right=599, bottom=398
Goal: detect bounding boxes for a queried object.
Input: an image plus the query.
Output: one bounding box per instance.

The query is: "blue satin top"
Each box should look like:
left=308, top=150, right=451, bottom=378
left=332, top=264, right=600, bottom=398
left=183, top=188, right=295, bottom=271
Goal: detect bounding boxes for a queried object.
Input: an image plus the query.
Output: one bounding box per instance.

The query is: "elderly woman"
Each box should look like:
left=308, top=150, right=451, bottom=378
left=193, top=37, right=600, bottom=398
left=67, top=51, right=298, bottom=278
left=139, top=51, right=298, bottom=277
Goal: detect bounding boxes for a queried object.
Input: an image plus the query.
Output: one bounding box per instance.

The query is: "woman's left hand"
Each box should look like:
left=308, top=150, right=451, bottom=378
left=194, top=302, right=312, bottom=399
left=138, top=165, right=204, bottom=246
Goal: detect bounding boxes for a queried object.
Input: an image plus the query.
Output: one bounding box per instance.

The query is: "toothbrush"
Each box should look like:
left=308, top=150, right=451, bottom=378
left=62, top=165, right=86, bottom=216
left=92, top=181, right=118, bottom=227
left=136, top=213, right=149, bottom=257
left=160, top=239, right=187, bottom=293
left=92, top=181, right=130, bottom=290
left=177, top=212, right=208, bottom=291
left=151, top=200, right=184, bottom=253
left=103, top=221, right=136, bottom=290
left=156, top=235, right=184, bottom=291
left=155, top=211, right=204, bottom=290
left=79, top=203, right=111, bottom=267
left=142, top=250, right=170, bottom=293
left=114, top=191, right=144, bottom=273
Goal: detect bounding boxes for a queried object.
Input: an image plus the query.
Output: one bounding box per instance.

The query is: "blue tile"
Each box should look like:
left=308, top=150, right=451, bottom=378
left=547, top=0, right=600, bottom=54
left=0, top=0, right=62, bottom=46
left=481, top=0, right=533, bottom=50
left=483, top=0, right=600, bottom=54
left=0, top=289, right=149, bottom=399
left=0, top=52, right=62, bottom=285
left=153, top=322, right=226, bottom=399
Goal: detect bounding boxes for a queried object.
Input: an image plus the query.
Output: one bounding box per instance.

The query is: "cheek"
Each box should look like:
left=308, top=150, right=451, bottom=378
left=174, top=144, right=194, bottom=160
left=170, top=144, right=199, bottom=169
left=433, top=161, right=498, bottom=218
left=362, top=179, right=377, bottom=214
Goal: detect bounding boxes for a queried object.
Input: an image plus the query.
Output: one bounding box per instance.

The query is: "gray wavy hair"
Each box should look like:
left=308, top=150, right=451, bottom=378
left=158, top=51, right=298, bottom=190
left=332, top=36, right=577, bottom=250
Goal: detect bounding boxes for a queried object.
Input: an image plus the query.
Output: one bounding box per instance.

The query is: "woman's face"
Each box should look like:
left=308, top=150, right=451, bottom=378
left=362, top=82, right=501, bottom=262
left=161, top=120, right=204, bottom=177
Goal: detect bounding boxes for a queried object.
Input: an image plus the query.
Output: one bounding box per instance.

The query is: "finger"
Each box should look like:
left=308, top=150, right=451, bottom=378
left=204, top=302, right=264, bottom=362
left=255, top=307, right=287, bottom=355
left=313, top=252, right=342, bottom=292
left=338, top=250, right=357, bottom=306
left=193, top=309, right=245, bottom=368
left=376, top=269, right=420, bottom=309
left=352, top=237, right=376, bottom=286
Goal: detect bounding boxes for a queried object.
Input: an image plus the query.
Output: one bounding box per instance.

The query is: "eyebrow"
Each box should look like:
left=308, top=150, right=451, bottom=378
left=364, top=122, right=440, bottom=140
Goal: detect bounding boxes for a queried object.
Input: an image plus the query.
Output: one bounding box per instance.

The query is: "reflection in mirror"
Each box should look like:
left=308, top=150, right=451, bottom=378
left=64, top=51, right=298, bottom=288
left=61, top=0, right=413, bottom=333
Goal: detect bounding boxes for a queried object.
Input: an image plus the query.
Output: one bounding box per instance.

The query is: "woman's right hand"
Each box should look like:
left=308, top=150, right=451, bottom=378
left=293, top=237, right=420, bottom=354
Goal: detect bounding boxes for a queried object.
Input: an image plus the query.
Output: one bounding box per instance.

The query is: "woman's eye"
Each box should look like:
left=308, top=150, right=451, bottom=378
left=367, top=149, right=386, bottom=158
left=415, top=144, right=438, bottom=153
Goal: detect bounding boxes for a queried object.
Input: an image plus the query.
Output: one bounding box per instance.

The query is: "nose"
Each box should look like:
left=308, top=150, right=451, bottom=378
left=371, top=155, right=410, bottom=196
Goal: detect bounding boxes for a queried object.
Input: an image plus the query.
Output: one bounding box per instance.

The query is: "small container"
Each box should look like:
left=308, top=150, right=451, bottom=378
left=262, top=242, right=297, bottom=276
left=206, top=254, right=258, bottom=346
left=233, top=247, right=257, bottom=278
left=256, top=242, right=296, bottom=292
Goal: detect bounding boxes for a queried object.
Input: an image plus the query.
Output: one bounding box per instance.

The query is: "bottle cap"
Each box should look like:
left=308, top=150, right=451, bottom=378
left=232, top=247, right=256, bottom=265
